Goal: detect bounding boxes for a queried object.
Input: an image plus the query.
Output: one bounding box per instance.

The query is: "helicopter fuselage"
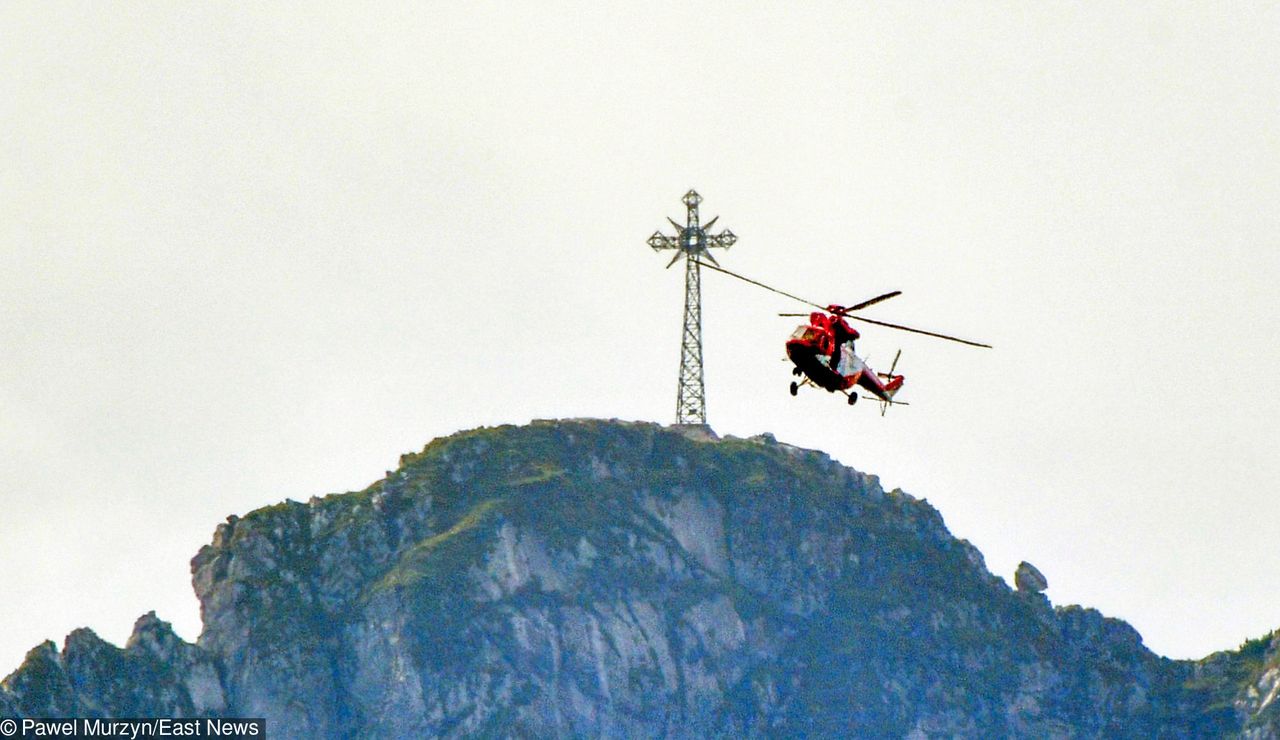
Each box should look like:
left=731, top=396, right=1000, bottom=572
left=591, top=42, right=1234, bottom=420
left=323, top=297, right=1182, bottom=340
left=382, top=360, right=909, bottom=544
left=785, top=313, right=903, bottom=403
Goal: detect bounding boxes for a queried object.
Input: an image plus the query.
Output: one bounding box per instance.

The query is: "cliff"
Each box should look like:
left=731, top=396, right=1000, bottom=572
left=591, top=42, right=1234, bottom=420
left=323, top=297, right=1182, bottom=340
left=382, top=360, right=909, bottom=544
left=3, top=419, right=1277, bottom=737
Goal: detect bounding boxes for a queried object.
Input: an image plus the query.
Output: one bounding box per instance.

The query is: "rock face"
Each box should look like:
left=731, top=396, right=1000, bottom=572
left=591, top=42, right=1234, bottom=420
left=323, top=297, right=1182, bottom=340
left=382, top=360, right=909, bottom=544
left=2, top=419, right=1278, bottom=737
left=1015, top=561, right=1049, bottom=593
left=0, top=613, right=224, bottom=718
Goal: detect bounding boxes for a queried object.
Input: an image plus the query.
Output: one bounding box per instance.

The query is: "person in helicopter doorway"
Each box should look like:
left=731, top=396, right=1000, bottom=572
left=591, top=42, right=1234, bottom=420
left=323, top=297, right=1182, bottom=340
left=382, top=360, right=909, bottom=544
left=825, top=306, right=860, bottom=374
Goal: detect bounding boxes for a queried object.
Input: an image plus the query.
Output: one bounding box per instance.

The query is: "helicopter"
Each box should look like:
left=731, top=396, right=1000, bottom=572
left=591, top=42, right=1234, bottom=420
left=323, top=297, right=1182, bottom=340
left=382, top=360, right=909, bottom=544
left=693, top=260, right=991, bottom=414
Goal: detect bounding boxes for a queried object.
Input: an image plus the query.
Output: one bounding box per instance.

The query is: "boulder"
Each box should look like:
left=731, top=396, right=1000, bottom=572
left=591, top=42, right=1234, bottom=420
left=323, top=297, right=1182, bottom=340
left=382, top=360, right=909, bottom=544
left=1015, top=561, right=1049, bottom=593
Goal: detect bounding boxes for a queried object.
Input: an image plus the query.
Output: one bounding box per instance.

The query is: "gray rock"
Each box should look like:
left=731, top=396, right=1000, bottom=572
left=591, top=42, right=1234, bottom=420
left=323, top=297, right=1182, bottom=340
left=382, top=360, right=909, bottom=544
left=1, top=420, right=1276, bottom=738
left=0, top=614, right=224, bottom=719
left=1016, top=560, right=1049, bottom=593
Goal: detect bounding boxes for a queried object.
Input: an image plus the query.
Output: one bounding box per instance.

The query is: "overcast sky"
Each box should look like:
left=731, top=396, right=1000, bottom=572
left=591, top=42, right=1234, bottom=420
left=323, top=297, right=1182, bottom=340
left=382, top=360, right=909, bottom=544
left=3, top=2, right=1278, bottom=672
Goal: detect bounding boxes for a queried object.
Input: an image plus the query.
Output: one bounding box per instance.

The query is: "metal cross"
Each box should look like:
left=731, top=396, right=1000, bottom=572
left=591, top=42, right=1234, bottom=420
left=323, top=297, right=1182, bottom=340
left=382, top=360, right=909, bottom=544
left=647, top=189, right=737, bottom=426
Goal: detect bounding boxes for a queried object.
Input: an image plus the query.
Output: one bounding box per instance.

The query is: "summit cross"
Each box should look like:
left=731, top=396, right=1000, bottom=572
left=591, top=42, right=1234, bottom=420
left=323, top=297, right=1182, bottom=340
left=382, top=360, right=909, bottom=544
left=647, top=189, right=737, bottom=425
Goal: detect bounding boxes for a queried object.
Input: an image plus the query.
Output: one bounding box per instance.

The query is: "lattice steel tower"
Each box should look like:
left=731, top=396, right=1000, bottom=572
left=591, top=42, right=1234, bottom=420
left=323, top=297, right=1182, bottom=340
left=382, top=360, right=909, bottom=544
left=647, top=189, right=737, bottom=425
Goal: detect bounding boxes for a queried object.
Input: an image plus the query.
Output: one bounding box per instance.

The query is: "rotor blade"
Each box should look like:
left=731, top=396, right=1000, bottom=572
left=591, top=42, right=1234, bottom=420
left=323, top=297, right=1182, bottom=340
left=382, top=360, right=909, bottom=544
left=702, top=215, right=719, bottom=230
left=667, top=217, right=684, bottom=233
left=693, top=259, right=828, bottom=312
left=696, top=259, right=986, bottom=346
left=666, top=251, right=683, bottom=269
left=701, top=250, right=721, bottom=267
left=863, top=395, right=909, bottom=406
left=778, top=313, right=812, bottom=317
left=842, top=290, right=902, bottom=313
left=845, top=315, right=992, bottom=348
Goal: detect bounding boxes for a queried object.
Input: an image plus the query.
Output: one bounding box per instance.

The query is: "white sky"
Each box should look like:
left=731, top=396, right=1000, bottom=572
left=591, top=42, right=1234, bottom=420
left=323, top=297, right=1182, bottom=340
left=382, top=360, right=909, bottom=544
left=2, top=2, right=1278, bottom=672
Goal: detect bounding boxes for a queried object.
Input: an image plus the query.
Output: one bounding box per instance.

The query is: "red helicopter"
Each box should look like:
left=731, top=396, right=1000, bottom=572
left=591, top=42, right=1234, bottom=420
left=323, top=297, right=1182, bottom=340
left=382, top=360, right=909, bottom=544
left=695, top=260, right=991, bottom=413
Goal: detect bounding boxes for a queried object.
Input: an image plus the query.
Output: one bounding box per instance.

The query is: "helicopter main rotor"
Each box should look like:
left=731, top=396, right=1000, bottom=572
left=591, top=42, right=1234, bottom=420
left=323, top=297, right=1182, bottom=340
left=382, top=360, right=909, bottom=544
left=693, top=259, right=991, bottom=349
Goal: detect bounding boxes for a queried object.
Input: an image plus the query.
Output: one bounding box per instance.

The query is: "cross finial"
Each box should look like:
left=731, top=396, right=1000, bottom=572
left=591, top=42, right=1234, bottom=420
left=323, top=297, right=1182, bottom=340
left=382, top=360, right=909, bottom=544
left=648, top=189, right=736, bottom=268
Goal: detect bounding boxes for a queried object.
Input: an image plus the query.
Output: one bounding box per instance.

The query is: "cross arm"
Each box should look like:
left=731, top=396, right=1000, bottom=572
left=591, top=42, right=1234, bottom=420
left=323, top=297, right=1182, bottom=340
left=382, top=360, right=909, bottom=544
left=648, top=231, right=679, bottom=251
left=706, top=229, right=737, bottom=249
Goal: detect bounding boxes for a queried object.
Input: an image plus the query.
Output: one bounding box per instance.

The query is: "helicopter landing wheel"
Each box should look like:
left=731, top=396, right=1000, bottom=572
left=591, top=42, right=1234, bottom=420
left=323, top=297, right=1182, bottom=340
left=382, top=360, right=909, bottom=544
left=792, top=367, right=802, bottom=377
left=789, top=382, right=799, bottom=397
left=847, top=393, right=858, bottom=406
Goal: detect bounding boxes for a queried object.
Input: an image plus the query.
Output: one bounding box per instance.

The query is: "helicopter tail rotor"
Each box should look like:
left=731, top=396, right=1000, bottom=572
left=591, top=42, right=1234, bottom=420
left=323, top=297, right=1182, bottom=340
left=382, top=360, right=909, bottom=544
left=873, top=350, right=905, bottom=416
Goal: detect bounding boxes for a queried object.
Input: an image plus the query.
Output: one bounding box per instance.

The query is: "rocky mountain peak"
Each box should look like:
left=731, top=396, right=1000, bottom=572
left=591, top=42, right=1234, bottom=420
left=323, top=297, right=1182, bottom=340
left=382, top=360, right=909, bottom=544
left=2, top=419, right=1277, bottom=737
